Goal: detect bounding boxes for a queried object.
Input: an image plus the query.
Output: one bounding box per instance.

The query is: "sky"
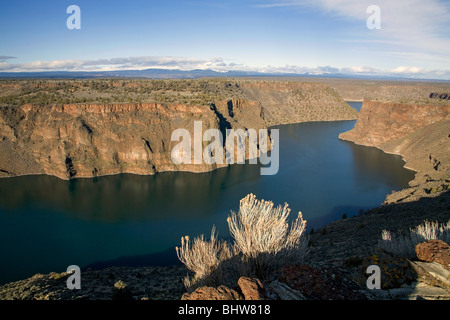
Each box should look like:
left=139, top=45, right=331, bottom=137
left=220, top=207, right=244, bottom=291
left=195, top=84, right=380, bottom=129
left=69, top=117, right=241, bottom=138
left=1, top=0, right=450, bottom=79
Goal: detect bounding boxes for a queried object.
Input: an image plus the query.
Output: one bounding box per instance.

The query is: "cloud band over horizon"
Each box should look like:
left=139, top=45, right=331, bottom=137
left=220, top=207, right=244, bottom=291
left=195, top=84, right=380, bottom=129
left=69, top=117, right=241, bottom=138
left=0, top=56, right=449, bottom=80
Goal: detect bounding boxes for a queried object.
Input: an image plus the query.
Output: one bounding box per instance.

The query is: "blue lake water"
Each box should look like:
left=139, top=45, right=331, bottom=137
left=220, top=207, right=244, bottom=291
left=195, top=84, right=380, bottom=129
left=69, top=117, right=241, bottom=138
left=0, top=103, right=415, bottom=284
left=346, top=101, right=364, bottom=112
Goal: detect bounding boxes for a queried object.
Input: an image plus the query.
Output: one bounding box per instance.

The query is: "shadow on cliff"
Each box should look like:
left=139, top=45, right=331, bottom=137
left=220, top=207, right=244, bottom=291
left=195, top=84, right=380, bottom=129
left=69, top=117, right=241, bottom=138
left=209, top=102, right=232, bottom=146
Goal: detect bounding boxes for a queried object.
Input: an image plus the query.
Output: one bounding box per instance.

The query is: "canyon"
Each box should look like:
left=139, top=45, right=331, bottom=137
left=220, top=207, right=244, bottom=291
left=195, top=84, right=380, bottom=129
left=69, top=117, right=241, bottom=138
left=0, top=80, right=357, bottom=180
left=1, top=77, right=448, bottom=197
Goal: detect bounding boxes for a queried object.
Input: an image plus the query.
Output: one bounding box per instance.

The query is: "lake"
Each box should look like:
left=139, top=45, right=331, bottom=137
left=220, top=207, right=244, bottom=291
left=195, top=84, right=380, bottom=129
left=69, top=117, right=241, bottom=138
left=0, top=104, right=415, bottom=284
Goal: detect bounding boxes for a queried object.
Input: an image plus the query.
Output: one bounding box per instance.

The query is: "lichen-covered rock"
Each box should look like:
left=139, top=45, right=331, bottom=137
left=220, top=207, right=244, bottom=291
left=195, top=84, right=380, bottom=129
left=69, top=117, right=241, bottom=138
left=361, top=249, right=418, bottom=290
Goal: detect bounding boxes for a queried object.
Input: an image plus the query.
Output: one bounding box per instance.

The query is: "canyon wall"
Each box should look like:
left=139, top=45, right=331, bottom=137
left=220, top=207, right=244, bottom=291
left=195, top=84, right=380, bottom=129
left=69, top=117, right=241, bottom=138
left=0, top=103, right=206, bottom=179
left=240, top=81, right=357, bottom=126
left=0, top=101, right=264, bottom=180
left=0, top=81, right=357, bottom=180
left=339, top=100, right=450, bottom=203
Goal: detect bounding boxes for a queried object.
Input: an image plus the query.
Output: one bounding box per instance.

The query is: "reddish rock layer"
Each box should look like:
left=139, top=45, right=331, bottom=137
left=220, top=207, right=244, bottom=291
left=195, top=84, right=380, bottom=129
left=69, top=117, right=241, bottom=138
left=339, top=100, right=450, bottom=148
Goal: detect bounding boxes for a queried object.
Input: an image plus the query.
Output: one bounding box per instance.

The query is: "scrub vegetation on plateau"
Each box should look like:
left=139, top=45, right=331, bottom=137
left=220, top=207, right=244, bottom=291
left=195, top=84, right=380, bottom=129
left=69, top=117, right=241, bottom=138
left=0, top=78, right=245, bottom=106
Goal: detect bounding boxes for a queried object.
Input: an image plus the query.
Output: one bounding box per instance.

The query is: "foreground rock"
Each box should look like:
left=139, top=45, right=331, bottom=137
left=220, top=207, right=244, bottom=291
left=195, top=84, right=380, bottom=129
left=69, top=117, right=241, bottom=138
left=353, top=241, right=450, bottom=300
left=266, top=280, right=305, bottom=300
left=181, top=286, right=243, bottom=300
left=411, top=261, right=450, bottom=289
left=278, top=265, right=367, bottom=300
left=415, top=240, right=450, bottom=270
left=182, top=266, right=369, bottom=301
left=361, top=249, right=417, bottom=290
left=237, top=277, right=265, bottom=300
left=0, top=265, right=188, bottom=300
left=359, top=258, right=450, bottom=300
left=181, top=277, right=266, bottom=301
left=413, top=239, right=450, bottom=290
left=180, top=244, right=450, bottom=301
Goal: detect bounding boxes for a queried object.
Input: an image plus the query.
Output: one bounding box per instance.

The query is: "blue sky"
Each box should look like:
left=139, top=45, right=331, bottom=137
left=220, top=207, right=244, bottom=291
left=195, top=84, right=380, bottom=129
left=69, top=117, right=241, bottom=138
left=1, top=0, right=450, bottom=79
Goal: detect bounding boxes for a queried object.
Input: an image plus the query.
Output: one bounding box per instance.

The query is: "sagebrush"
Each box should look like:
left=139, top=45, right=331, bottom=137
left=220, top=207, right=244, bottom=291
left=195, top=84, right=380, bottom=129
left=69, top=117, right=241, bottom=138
left=175, top=193, right=309, bottom=291
left=378, top=219, right=450, bottom=259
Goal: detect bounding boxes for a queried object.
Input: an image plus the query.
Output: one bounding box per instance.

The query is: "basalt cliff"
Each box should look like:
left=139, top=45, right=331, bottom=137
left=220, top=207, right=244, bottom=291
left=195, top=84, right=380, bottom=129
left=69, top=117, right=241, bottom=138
left=339, top=100, right=450, bottom=203
left=0, top=80, right=357, bottom=180
left=0, top=101, right=264, bottom=180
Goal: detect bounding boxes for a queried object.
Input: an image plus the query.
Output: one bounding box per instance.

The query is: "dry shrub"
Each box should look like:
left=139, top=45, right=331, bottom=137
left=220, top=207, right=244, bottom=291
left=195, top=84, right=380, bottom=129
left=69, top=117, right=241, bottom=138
left=175, top=194, right=309, bottom=291
left=378, top=220, right=450, bottom=259
left=228, top=194, right=309, bottom=278
left=175, top=226, right=236, bottom=289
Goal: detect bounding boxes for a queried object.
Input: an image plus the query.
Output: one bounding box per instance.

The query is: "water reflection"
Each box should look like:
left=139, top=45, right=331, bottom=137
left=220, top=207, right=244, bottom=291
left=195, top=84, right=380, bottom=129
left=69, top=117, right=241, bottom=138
left=345, top=142, right=415, bottom=190
left=0, top=164, right=262, bottom=222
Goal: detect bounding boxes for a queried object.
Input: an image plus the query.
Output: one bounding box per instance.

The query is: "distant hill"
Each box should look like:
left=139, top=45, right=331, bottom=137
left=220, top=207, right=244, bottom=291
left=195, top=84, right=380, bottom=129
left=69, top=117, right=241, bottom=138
left=0, top=68, right=444, bottom=81
left=0, top=69, right=263, bottom=79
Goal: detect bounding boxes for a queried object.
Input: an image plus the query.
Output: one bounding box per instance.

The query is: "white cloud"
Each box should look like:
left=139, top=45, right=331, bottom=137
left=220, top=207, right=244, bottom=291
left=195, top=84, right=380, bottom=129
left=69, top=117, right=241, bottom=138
left=343, top=66, right=378, bottom=73
left=258, top=63, right=450, bottom=79
left=0, top=56, right=242, bottom=72
left=0, top=55, right=449, bottom=80
left=391, top=66, right=423, bottom=74
left=255, top=0, right=450, bottom=67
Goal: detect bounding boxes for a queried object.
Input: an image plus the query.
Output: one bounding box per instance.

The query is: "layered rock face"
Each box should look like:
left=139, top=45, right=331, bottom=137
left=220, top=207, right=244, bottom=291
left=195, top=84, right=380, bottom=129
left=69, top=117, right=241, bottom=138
left=339, top=100, right=450, bottom=203
left=0, top=101, right=265, bottom=180
left=339, top=100, right=450, bottom=147
left=240, top=81, right=358, bottom=126
left=0, top=80, right=357, bottom=180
